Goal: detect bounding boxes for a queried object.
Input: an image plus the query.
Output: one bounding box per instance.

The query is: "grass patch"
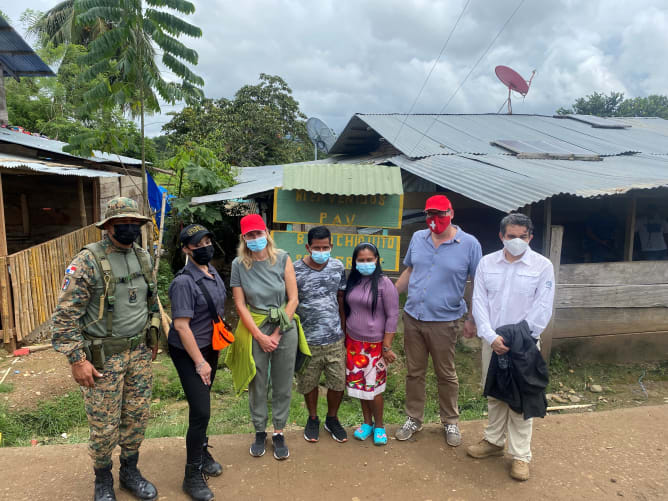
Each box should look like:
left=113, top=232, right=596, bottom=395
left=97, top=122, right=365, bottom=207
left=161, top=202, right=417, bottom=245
left=0, top=383, right=13, bottom=393
left=3, top=337, right=665, bottom=448
left=0, top=391, right=87, bottom=447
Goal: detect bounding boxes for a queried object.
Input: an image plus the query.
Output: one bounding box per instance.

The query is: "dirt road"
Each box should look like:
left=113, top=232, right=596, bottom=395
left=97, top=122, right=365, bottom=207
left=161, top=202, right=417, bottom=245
left=1, top=405, right=666, bottom=501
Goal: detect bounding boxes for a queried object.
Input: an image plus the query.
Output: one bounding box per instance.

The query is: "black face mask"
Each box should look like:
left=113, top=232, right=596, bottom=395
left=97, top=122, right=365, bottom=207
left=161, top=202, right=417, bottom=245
left=191, top=245, right=214, bottom=265
left=113, top=224, right=141, bottom=245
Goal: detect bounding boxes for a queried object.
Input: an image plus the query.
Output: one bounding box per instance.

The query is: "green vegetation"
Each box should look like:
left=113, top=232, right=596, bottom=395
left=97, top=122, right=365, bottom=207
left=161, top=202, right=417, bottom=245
left=2, top=342, right=667, bottom=448
left=162, top=74, right=313, bottom=167
left=557, top=91, right=668, bottom=119
left=0, top=391, right=87, bottom=446
left=0, top=383, right=13, bottom=393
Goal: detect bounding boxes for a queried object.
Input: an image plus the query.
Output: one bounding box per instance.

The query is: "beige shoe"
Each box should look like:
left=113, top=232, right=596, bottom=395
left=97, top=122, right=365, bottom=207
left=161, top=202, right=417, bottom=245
left=510, top=459, right=530, bottom=481
left=466, top=439, right=504, bottom=459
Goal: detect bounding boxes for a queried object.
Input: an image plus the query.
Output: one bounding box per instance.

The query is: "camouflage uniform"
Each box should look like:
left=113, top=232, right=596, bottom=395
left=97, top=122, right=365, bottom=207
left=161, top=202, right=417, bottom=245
left=51, top=197, right=159, bottom=469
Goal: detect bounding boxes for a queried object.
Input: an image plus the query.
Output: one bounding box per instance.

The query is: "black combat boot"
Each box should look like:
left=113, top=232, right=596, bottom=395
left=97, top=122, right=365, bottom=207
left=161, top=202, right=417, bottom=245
left=183, top=463, right=214, bottom=501
left=94, top=464, right=116, bottom=501
left=202, top=437, right=223, bottom=477
left=119, top=452, right=158, bottom=500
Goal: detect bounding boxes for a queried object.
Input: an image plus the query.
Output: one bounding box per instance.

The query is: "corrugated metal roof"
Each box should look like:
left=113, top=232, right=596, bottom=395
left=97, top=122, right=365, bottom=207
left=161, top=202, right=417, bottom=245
left=391, top=153, right=668, bottom=212
left=0, top=128, right=142, bottom=166
left=329, top=114, right=668, bottom=158
left=0, top=18, right=55, bottom=77
left=0, top=154, right=121, bottom=177
left=190, top=155, right=396, bottom=205
left=191, top=164, right=283, bottom=205
left=282, top=164, right=403, bottom=195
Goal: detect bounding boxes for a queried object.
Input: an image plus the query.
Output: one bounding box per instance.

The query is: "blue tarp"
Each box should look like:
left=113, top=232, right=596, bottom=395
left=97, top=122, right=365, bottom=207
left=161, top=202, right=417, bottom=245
left=147, top=171, right=172, bottom=228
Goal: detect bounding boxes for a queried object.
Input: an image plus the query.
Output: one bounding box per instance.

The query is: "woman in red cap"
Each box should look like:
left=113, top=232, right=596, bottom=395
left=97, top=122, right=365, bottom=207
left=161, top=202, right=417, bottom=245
left=226, top=214, right=301, bottom=461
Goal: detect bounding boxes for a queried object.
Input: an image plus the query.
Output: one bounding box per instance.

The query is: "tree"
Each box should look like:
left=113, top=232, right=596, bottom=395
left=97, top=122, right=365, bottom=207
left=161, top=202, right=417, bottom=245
left=5, top=43, right=153, bottom=161
left=76, top=0, right=204, bottom=219
left=163, top=74, right=313, bottom=167
left=24, top=2, right=111, bottom=48
left=557, top=92, right=668, bottom=119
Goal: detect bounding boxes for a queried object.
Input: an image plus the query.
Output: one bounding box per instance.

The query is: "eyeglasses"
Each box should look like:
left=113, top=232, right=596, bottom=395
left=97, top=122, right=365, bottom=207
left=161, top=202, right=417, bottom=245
left=425, top=210, right=451, bottom=217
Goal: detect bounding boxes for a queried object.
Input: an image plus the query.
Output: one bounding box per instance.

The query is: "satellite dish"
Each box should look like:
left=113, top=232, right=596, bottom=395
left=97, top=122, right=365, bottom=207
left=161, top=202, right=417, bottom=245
left=306, top=117, right=336, bottom=160
left=495, top=65, right=536, bottom=114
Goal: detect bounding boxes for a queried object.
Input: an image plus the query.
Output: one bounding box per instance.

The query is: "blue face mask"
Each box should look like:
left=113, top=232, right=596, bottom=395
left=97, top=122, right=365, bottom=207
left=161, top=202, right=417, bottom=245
left=246, top=236, right=267, bottom=252
left=311, top=250, right=330, bottom=264
left=357, top=261, right=376, bottom=276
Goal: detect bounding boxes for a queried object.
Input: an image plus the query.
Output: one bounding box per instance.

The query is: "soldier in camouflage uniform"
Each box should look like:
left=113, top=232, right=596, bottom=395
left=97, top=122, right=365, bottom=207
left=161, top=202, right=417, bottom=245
left=51, top=197, right=160, bottom=501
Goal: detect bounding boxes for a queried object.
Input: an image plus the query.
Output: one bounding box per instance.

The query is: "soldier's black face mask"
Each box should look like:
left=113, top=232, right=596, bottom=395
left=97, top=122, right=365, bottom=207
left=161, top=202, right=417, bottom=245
left=113, top=223, right=141, bottom=245
left=191, top=244, right=214, bottom=265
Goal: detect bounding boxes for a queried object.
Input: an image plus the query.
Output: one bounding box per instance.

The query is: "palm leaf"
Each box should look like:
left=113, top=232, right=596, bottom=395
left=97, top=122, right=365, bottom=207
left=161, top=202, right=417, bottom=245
left=145, top=0, right=196, bottom=14
left=145, top=9, right=202, bottom=37
left=152, top=29, right=198, bottom=64
left=162, top=53, right=204, bottom=86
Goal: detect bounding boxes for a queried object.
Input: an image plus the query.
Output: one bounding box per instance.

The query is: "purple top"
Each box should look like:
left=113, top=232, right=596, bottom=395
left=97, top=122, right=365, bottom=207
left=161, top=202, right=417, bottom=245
left=345, top=276, right=399, bottom=343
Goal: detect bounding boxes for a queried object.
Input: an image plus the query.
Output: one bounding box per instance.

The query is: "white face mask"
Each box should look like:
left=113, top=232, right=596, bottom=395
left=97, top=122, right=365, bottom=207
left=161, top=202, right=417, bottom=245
left=503, top=237, right=529, bottom=256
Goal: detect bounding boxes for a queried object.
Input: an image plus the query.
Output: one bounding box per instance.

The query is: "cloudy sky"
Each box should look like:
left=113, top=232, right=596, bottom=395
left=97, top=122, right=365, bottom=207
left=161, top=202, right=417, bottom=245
left=5, top=0, right=668, bottom=137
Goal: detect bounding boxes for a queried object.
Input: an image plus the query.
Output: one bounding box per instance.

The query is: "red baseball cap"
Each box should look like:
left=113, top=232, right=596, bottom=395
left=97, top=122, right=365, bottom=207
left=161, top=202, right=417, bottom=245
left=425, top=195, right=452, bottom=211
left=240, top=214, right=266, bottom=235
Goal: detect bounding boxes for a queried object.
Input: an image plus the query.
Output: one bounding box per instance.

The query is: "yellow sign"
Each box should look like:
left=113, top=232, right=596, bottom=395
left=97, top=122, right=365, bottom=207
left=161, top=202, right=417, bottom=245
left=273, top=188, right=403, bottom=229
left=272, top=230, right=401, bottom=271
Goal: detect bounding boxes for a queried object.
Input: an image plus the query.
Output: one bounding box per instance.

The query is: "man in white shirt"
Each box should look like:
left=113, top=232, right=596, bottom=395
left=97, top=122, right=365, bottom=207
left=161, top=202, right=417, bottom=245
left=466, top=213, right=555, bottom=481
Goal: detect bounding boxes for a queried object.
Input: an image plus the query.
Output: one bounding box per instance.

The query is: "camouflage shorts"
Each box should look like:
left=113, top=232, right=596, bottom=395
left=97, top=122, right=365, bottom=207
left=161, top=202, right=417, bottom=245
left=297, top=338, right=346, bottom=394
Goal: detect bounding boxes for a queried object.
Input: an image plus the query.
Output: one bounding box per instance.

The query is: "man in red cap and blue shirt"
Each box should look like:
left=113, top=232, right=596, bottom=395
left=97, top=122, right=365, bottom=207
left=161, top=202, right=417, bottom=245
left=395, top=195, right=482, bottom=446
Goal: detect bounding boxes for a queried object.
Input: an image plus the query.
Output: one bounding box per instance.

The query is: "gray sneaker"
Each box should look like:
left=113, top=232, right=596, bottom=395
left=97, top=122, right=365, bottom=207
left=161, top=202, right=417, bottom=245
left=445, top=423, right=462, bottom=447
left=395, top=417, right=423, bottom=441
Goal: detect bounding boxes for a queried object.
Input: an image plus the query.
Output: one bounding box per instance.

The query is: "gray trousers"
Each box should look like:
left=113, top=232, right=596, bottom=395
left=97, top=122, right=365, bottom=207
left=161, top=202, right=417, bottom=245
left=249, top=323, right=298, bottom=432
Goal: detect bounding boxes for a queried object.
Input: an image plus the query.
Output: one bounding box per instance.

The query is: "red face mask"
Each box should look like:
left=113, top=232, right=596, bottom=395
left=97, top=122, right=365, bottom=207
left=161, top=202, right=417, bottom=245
left=427, top=215, right=451, bottom=234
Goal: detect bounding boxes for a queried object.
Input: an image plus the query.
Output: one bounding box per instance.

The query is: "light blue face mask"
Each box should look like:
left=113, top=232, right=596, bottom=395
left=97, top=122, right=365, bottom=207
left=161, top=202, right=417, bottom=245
left=311, top=250, right=330, bottom=264
left=356, top=261, right=376, bottom=276
left=246, top=236, right=267, bottom=252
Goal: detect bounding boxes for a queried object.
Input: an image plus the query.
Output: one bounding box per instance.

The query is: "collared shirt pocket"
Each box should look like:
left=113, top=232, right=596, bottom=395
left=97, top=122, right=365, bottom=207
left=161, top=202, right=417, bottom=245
left=516, top=270, right=541, bottom=296
left=484, top=271, right=504, bottom=294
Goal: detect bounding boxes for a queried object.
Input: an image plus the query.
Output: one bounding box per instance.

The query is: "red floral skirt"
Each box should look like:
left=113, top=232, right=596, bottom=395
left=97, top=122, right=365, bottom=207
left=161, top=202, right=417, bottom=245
left=345, top=336, right=387, bottom=400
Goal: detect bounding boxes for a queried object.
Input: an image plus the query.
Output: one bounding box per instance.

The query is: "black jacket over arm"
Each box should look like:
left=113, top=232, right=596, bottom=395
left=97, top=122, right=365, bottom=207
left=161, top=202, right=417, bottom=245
left=483, top=320, right=549, bottom=419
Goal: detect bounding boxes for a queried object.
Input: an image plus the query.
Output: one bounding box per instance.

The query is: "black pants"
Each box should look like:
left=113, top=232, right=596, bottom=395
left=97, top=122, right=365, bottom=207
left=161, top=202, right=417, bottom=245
left=169, top=343, right=219, bottom=465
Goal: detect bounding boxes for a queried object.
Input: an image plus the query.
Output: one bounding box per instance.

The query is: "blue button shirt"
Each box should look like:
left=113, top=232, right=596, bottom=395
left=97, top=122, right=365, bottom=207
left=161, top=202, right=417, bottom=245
left=403, top=227, right=482, bottom=322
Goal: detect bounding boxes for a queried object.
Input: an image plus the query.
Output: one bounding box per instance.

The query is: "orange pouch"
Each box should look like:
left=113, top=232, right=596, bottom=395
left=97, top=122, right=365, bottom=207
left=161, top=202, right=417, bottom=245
left=212, top=317, right=235, bottom=350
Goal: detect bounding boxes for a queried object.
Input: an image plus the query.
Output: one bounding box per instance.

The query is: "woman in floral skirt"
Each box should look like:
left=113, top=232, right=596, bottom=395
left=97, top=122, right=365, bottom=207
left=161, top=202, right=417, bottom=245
left=344, top=243, right=399, bottom=446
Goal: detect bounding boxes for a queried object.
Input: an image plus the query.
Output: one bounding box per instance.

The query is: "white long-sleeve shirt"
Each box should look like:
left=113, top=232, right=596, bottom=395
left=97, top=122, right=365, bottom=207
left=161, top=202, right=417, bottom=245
left=472, top=247, right=555, bottom=345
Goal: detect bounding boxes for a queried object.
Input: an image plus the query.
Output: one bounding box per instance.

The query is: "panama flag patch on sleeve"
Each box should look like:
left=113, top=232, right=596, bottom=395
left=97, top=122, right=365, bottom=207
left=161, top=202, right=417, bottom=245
left=65, top=265, right=77, bottom=275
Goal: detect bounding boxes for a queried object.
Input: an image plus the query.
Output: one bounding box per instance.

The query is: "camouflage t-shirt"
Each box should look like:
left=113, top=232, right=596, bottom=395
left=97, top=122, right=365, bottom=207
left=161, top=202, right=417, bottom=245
left=294, top=258, right=347, bottom=346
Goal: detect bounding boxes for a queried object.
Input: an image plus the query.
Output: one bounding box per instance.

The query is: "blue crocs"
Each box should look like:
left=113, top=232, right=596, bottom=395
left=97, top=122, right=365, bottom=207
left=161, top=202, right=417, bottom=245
left=373, top=427, right=388, bottom=446
left=353, top=423, right=374, bottom=441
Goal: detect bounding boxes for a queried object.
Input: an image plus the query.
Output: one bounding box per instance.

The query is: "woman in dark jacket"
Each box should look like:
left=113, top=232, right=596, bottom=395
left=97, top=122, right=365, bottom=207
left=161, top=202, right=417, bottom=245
left=168, top=224, right=227, bottom=501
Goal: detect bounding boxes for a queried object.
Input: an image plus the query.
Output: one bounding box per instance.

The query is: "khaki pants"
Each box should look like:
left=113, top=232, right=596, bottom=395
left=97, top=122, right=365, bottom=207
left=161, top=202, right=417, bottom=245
left=403, top=313, right=460, bottom=425
left=481, top=341, right=533, bottom=463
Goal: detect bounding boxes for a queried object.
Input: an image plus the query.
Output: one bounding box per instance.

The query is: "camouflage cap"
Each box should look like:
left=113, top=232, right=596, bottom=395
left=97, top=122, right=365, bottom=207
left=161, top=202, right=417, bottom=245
left=95, top=197, right=151, bottom=228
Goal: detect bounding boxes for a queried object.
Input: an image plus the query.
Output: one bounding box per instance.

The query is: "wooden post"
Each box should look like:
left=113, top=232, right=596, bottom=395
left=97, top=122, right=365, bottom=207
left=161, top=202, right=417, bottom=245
left=0, top=174, right=14, bottom=352
left=0, top=174, right=7, bottom=257
left=541, top=225, right=564, bottom=364
left=77, top=178, right=87, bottom=227
left=542, top=198, right=552, bottom=257
left=20, top=194, right=29, bottom=235
left=92, top=178, right=101, bottom=223
left=624, top=195, right=636, bottom=262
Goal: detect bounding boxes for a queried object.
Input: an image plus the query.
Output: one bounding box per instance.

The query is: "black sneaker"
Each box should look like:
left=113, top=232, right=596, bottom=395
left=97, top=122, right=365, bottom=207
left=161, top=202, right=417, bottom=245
left=250, top=432, right=267, bottom=457
left=304, top=416, right=320, bottom=442
left=272, top=433, right=290, bottom=460
left=324, top=416, right=348, bottom=443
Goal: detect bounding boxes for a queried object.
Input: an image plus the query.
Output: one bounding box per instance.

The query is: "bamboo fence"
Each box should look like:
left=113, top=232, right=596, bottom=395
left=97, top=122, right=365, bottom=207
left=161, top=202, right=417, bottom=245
left=0, top=225, right=101, bottom=344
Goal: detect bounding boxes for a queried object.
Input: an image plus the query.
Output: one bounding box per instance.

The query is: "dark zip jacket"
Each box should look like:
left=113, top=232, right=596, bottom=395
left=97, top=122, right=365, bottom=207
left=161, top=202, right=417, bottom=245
left=483, top=320, right=549, bottom=419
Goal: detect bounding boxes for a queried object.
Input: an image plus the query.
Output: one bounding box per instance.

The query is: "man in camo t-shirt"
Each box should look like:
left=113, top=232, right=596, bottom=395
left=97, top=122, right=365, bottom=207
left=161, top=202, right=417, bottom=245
left=294, top=226, right=348, bottom=444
